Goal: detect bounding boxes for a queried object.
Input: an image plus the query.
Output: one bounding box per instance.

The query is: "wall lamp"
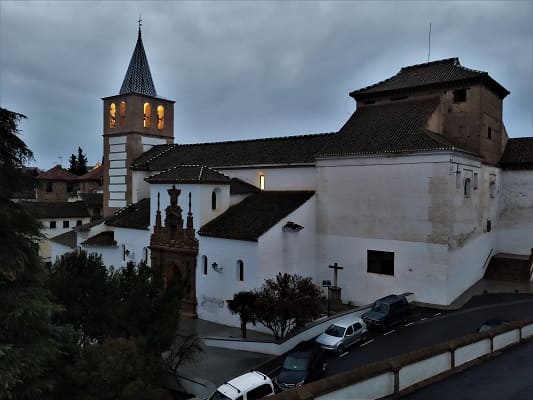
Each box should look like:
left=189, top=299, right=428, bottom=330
left=211, top=262, right=223, bottom=273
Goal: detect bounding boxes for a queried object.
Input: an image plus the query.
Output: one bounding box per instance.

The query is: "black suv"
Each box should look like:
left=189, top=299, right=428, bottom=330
left=275, top=342, right=327, bottom=390
left=362, top=294, right=410, bottom=331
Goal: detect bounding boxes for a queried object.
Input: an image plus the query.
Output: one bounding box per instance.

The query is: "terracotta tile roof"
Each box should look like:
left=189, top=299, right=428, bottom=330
left=78, top=165, right=103, bottom=181
left=230, top=178, right=260, bottom=195
left=81, top=231, right=117, bottom=247
left=500, top=137, right=533, bottom=169
left=198, top=191, right=314, bottom=242
left=131, top=133, right=335, bottom=171
left=145, top=165, right=231, bottom=184
left=80, top=193, right=103, bottom=208
left=351, top=58, right=509, bottom=100
left=318, top=97, right=466, bottom=158
left=50, top=230, right=77, bottom=248
left=105, top=198, right=150, bottom=230
left=37, top=165, right=78, bottom=181
left=22, top=201, right=90, bottom=219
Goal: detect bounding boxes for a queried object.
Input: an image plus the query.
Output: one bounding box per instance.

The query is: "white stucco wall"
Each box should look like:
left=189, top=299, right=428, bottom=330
left=131, top=170, right=151, bottom=204
left=40, top=217, right=91, bottom=239
left=50, top=242, right=75, bottom=264
left=220, top=166, right=316, bottom=191
left=498, top=170, right=533, bottom=254
left=80, top=244, right=121, bottom=269
left=114, top=227, right=151, bottom=266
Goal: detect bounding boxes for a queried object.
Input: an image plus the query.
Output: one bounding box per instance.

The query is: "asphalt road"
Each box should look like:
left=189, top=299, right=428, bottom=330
left=400, top=338, right=533, bottom=400
left=322, top=297, right=533, bottom=377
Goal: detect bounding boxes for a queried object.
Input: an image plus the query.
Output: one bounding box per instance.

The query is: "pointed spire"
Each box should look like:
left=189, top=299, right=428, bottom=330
left=186, top=192, right=194, bottom=230
left=155, top=192, right=162, bottom=228
left=119, top=20, right=157, bottom=97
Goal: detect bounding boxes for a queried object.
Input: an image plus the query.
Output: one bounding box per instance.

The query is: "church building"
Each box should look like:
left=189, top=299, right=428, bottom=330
left=60, top=26, right=533, bottom=328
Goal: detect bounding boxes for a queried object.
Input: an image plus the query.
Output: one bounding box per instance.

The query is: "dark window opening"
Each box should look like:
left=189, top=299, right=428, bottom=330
left=63, top=220, right=69, bottom=228
left=487, top=220, right=492, bottom=232
left=237, top=260, right=244, bottom=281
left=464, top=178, right=472, bottom=198
left=67, top=182, right=74, bottom=193
left=76, top=220, right=82, bottom=226
left=453, top=89, right=467, bottom=103
left=211, top=191, right=217, bottom=210
left=202, top=256, right=208, bottom=275
left=488, top=127, right=492, bottom=140
left=367, top=250, right=394, bottom=276
left=49, top=221, right=56, bottom=229
left=46, top=182, right=53, bottom=192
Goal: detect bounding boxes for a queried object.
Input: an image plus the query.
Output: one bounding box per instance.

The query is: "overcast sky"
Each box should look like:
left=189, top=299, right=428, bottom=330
left=1, top=1, right=532, bottom=169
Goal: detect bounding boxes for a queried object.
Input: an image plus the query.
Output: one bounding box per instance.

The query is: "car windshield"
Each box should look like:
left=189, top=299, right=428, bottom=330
left=325, top=324, right=345, bottom=337
left=283, top=354, right=309, bottom=371
left=207, top=390, right=232, bottom=400
left=372, top=302, right=389, bottom=313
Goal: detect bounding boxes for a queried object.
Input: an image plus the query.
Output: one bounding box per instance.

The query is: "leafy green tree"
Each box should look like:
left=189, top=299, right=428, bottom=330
left=48, top=250, right=112, bottom=345
left=227, top=291, right=257, bottom=338
left=254, top=273, right=322, bottom=340
left=0, top=107, right=68, bottom=399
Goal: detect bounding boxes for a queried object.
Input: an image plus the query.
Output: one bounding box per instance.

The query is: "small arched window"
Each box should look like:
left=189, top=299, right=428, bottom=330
left=211, top=190, right=217, bottom=210
left=119, top=101, right=126, bottom=121
left=143, top=102, right=151, bottom=128
left=237, top=260, right=244, bottom=282
left=202, top=255, right=208, bottom=275
left=109, top=103, right=116, bottom=128
left=464, top=178, right=472, bottom=198
left=259, top=174, right=265, bottom=190
left=157, top=105, right=165, bottom=129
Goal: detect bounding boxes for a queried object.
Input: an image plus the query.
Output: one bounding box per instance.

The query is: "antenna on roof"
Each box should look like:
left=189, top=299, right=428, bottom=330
left=427, top=22, right=432, bottom=63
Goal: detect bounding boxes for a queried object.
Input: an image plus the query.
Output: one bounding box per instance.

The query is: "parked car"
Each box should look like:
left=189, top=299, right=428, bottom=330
left=315, top=315, right=368, bottom=354
left=207, top=371, right=277, bottom=400
left=275, top=342, right=327, bottom=390
left=362, top=294, right=410, bottom=331
left=477, top=319, right=509, bottom=333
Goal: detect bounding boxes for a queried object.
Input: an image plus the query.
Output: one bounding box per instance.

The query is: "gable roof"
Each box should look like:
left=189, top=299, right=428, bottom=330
left=81, top=231, right=117, bottom=247
left=318, top=97, right=464, bottom=158
left=50, top=230, right=77, bottom=248
left=22, top=201, right=90, bottom=219
left=145, top=165, right=231, bottom=184
left=78, top=165, right=103, bottom=181
left=230, top=178, right=260, bottom=195
left=131, top=133, right=335, bottom=171
left=105, top=198, right=150, bottom=230
left=198, top=191, right=314, bottom=242
left=351, top=58, right=509, bottom=100
left=37, top=165, right=78, bottom=181
left=500, top=137, right=533, bottom=169
left=119, top=28, right=157, bottom=97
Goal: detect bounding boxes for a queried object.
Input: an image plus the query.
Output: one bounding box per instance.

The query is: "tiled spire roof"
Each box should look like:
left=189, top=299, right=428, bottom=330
left=119, top=27, right=157, bottom=97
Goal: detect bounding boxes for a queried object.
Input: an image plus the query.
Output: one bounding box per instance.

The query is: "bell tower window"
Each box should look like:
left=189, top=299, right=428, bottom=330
left=119, top=101, right=126, bottom=122
left=157, top=105, right=165, bottom=130
left=143, top=102, right=151, bottom=128
left=109, top=103, right=116, bottom=128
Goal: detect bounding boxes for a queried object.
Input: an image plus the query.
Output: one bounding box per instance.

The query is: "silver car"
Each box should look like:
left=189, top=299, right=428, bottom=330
left=315, top=316, right=368, bottom=354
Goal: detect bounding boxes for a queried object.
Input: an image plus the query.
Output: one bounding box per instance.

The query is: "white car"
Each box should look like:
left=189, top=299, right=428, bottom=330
left=315, top=315, right=368, bottom=354
left=207, top=371, right=276, bottom=400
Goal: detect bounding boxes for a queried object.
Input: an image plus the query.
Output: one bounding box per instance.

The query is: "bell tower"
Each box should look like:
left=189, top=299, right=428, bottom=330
left=102, top=21, right=175, bottom=217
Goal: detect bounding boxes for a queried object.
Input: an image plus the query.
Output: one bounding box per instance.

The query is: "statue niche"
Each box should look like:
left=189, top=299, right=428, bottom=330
left=150, top=186, right=199, bottom=317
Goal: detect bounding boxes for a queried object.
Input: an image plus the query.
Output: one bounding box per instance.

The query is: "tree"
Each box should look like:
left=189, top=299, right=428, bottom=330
left=68, top=147, right=88, bottom=176
left=254, top=273, right=322, bottom=340
left=0, top=107, right=68, bottom=398
left=227, top=291, right=257, bottom=338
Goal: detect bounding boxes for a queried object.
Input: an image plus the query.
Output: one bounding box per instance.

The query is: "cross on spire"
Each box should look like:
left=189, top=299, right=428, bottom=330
left=138, top=14, right=143, bottom=38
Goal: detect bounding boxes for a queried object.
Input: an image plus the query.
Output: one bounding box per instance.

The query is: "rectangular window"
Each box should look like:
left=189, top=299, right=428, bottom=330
left=49, top=221, right=56, bottom=229
left=453, top=89, right=467, bottom=103
left=63, top=221, right=69, bottom=228
left=76, top=220, right=82, bottom=226
left=367, top=250, right=394, bottom=276
left=487, top=220, right=492, bottom=232
left=473, top=173, right=479, bottom=190
left=46, top=182, right=53, bottom=192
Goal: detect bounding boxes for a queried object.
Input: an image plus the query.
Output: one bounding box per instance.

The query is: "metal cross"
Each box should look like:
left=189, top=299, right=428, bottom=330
left=329, top=262, right=344, bottom=288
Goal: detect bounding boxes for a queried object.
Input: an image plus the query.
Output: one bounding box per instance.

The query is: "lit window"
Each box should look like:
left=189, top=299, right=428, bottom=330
left=367, top=250, right=394, bottom=276
left=464, top=178, right=472, bottom=198
left=109, top=103, right=116, bottom=128
left=202, top=256, right=208, bottom=275
left=237, top=260, right=244, bottom=282
left=157, top=105, right=164, bottom=129
left=259, top=174, right=265, bottom=190
left=120, top=101, right=126, bottom=121
left=143, top=102, right=151, bottom=128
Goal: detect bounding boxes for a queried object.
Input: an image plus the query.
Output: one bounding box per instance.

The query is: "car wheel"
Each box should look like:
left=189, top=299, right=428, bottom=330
left=337, top=344, right=345, bottom=355
left=361, top=331, right=368, bottom=342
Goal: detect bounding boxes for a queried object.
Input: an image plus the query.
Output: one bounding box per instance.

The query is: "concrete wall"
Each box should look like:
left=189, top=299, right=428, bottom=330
left=498, top=170, right=533, bottom=255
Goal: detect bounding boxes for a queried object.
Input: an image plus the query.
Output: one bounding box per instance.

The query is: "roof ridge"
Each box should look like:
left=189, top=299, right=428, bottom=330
left=400, top=57, right=459, bottom=71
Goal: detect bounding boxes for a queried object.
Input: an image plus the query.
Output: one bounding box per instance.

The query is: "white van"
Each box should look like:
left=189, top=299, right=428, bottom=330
left=207, top=371, right=276, bottom=400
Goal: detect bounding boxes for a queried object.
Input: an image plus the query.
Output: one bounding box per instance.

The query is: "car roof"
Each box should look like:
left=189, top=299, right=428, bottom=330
left=376, top=294, right=404, bottom=304
left=217, top=371, right=270, bottom=397
left=331, top=315, right=364, bottom=328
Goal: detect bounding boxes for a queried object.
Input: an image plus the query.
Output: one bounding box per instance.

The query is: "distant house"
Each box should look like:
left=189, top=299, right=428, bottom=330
left=36, top=165, right=79, bottom=201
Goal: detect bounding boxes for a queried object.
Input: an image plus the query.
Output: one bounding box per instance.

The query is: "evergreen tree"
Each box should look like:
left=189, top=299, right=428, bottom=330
left=0, top=107, right=67, bottom=399
left=76, top=147, right=88, bottom=175
left=68, top=154, right=78, bottom=175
